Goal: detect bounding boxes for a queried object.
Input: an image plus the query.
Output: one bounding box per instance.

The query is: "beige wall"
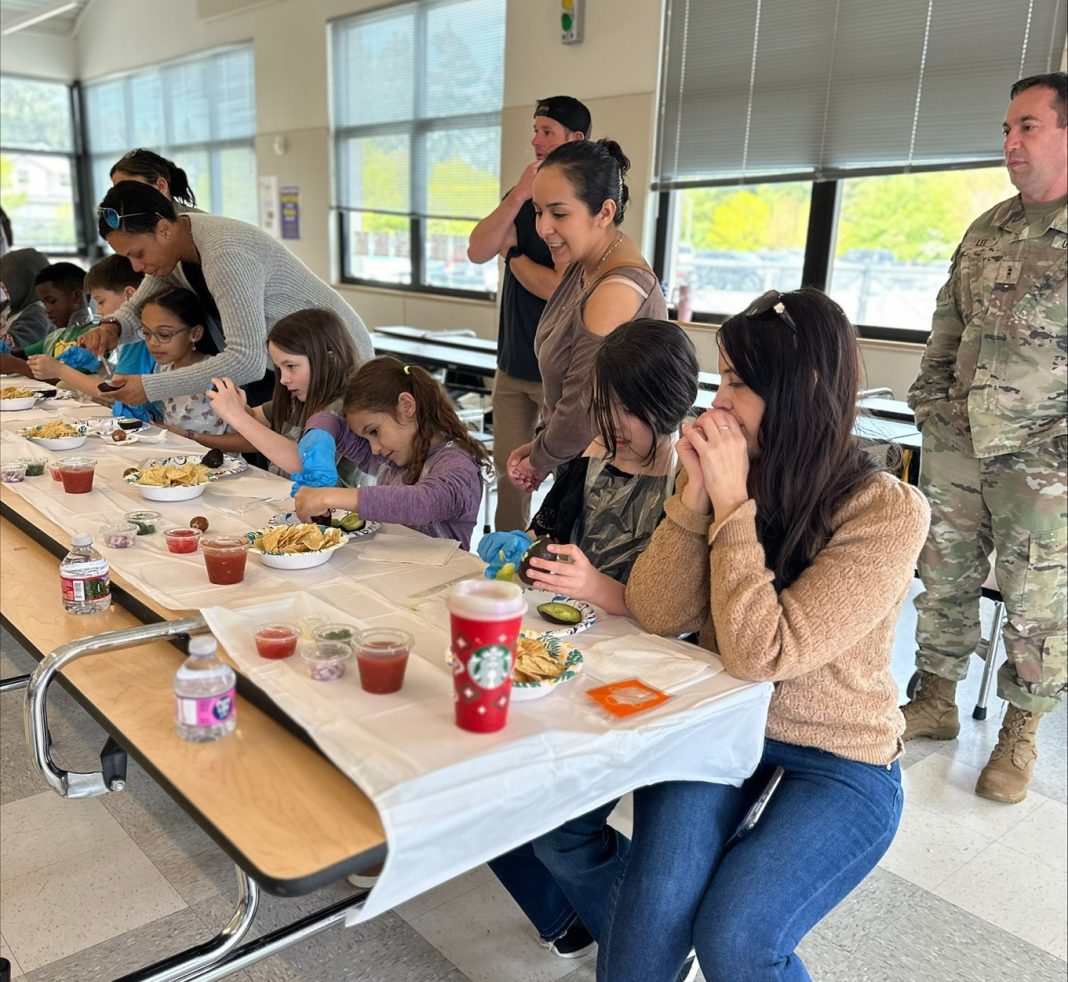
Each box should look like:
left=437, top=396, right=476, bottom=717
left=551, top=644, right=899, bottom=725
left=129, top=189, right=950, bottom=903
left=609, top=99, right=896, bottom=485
left=3, top=0, right=927, bottom=393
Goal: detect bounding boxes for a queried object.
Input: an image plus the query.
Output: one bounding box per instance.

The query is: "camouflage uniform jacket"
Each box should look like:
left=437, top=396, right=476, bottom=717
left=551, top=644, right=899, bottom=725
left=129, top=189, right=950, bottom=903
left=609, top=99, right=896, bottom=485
left=908, top=194, right=1067, bottom=458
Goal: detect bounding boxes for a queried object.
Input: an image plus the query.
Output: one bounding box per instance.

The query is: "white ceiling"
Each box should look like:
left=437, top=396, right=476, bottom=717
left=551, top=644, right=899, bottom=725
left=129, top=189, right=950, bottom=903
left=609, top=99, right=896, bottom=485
left=0, top=0, right=92, bottom=37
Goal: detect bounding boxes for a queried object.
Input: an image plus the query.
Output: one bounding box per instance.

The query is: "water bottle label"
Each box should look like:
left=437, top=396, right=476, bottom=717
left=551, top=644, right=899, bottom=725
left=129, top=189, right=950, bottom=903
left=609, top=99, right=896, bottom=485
left=176, top=688, right=236, bottom=728
left=61, top=570, right=111, bottom=604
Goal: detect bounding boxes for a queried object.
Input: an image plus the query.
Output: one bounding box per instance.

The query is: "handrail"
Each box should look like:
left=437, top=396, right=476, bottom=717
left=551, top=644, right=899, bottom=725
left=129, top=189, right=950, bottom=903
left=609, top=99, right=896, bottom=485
left=24, top=616, right=209, bottom=799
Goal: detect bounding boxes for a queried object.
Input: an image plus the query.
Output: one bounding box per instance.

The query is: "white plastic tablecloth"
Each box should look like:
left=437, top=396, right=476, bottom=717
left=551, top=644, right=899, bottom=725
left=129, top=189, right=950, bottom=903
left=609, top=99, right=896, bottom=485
left=1, top=413, right=772, bottom=922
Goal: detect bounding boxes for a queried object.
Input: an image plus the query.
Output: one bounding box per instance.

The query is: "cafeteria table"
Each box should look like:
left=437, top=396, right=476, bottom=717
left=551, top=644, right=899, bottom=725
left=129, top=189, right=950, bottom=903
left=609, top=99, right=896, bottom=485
left=0, top=395, right=770, bottom=980
left=1, top=486, right=387, bottom=981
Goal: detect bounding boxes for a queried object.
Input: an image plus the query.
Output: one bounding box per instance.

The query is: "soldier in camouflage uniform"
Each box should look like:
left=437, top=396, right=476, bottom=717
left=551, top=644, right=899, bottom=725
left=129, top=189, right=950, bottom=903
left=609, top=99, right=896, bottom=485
left=903, top=71, right=1067, bottom=804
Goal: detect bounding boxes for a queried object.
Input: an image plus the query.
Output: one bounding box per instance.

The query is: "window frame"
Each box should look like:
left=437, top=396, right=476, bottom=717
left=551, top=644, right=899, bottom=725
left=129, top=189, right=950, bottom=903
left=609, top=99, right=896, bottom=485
left=0, top=72, right=86, bottom=256
left=653, top=164, right=1009, bottom=344
left=332, top=0, right=503, bottom=300
left=80, top=44, right=257, bottom=233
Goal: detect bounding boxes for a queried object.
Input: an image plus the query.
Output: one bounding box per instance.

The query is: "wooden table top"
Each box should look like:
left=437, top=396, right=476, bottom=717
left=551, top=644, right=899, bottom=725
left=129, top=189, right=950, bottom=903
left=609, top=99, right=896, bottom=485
left=0, top=484, right=386, bottom=897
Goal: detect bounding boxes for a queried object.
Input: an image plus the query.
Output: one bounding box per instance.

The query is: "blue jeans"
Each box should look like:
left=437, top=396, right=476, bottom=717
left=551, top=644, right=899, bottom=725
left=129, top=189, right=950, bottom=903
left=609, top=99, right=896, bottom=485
left=598, top=740, right=903, bottom=982
left=489, top=797, right=627, bottom=943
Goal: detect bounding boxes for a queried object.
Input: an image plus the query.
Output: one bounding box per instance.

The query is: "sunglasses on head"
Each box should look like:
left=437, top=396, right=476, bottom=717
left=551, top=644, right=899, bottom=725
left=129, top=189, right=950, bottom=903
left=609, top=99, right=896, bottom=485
left=743, top=289, right=798, bottom=333
left=97, top=208, right=163, bottom=231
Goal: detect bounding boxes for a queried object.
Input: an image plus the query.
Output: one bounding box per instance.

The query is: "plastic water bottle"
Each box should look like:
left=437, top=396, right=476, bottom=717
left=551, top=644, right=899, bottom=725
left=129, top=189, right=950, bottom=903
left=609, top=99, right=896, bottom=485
left=59, top=533, right=111, bottom=614
left=174, top=635, right=237, bottom=742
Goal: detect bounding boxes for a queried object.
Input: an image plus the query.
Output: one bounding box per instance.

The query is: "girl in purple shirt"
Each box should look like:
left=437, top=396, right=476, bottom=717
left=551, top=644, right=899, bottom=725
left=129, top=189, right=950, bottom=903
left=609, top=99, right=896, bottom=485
left=293, top=357, right=490, bottom=549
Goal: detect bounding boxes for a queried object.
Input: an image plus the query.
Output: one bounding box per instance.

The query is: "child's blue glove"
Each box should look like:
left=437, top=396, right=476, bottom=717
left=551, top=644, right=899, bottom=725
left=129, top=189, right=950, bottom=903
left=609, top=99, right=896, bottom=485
left=57, top=346, right=101, bottom=372
left=477, top=530, right=532, bottom=579
left=0, top=339, right=9, bottom=354
left=290, top=429, right=339, bottom=497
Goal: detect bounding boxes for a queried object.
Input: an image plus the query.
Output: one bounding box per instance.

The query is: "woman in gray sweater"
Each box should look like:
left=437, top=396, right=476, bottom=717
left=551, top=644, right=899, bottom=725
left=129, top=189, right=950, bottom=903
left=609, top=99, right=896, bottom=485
left=81, top=181, right=373, bottom=407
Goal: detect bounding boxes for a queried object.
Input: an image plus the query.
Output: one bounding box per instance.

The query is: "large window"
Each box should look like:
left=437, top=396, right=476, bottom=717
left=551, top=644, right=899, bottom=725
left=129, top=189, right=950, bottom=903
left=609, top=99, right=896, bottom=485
left=331, top=0, right=505, bottom=295
left=0, top=75, right=78, bottom=253
left=83, top=46, right=257, bottom=224
left=655, top=0, right=1065, bottom=336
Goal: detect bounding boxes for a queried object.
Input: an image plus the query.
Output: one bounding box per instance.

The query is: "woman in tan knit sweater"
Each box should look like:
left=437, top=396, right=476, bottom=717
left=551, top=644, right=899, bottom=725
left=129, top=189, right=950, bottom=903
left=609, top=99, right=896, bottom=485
left=596, top=289, right=930, bottom=982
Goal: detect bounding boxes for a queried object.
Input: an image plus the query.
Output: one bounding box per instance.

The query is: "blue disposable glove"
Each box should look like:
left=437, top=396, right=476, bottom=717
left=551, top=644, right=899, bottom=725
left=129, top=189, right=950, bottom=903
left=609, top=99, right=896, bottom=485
left=289, top=429, right=339, bottom=497
left=57, top=346, right=101, bottom=372
left=477, top=529, right=532, bottom=579
left=0, top=339, right=9, bottom=354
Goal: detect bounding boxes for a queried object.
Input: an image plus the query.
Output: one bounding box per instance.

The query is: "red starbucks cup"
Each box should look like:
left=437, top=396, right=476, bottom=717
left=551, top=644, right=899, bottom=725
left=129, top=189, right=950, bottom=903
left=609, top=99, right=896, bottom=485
left=446, top=580, right=527, bottom=733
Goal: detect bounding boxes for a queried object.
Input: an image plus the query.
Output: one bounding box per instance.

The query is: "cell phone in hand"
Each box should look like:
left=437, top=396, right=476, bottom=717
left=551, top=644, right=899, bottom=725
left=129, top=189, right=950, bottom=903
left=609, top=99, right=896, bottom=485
left=727, top=765, right=785, bottom=847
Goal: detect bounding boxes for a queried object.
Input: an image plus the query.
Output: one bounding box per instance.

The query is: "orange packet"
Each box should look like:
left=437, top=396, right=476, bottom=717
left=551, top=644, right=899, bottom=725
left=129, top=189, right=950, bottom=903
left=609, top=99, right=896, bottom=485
left=586, top=678, right=671, bottom=718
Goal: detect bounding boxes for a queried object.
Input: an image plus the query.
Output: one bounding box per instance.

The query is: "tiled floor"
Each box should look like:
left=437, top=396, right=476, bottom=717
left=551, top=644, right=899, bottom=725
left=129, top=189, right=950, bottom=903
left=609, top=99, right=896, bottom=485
left=2, top=581, right=1065, bottom=981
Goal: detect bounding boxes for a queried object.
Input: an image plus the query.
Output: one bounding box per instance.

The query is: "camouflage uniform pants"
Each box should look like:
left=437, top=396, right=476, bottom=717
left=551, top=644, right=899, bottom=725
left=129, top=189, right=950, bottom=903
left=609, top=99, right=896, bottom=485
left=915, top=421, right=1067, bottom=713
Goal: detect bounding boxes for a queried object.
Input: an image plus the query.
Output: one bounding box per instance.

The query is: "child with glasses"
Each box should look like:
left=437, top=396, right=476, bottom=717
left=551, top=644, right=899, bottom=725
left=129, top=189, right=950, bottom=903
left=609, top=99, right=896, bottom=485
left=138, top=287, right=228, bottom=438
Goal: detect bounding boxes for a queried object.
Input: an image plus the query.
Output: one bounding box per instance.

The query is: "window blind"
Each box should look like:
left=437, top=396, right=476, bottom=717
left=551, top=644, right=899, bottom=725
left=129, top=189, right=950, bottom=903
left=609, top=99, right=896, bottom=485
left=83, top=45, right=257, bottom=222
left=330, top=0, right=505, bottom=220
left=656, top=0, right=1067, bottom=189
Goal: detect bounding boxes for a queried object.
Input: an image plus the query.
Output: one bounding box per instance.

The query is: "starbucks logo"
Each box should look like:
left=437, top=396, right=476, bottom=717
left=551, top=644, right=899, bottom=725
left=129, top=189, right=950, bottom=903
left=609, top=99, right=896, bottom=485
left=467, top=644, right=511, bottom=689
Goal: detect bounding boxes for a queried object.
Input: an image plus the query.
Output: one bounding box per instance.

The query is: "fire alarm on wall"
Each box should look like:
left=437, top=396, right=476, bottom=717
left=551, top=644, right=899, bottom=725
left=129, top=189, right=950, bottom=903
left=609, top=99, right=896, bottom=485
left=561, top=0, right=583, bottom=44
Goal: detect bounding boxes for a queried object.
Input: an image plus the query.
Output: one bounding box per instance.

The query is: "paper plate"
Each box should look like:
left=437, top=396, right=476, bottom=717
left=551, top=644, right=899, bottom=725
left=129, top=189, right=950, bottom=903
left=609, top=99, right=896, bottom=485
left=268, top=511, right=380, bottom=538
left=521, top=591, right=597, bottom=637
left=444, top=631, right=584, bottom=701
left=245, top=524, right=348, bottom=569
left=140, top=453, right=248, bottom=478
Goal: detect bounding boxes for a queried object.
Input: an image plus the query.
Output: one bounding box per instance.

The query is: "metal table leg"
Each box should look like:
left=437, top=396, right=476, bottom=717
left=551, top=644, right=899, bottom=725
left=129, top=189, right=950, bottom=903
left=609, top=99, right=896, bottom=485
left=24, top=616, right=207, bottom=799
left=0, top=674, right=30, bottom=694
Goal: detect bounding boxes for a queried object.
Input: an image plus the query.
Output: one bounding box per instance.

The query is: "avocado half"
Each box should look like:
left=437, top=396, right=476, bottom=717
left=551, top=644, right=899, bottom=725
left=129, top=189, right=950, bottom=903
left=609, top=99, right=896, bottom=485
left=518, top=535, right=560, bottom=587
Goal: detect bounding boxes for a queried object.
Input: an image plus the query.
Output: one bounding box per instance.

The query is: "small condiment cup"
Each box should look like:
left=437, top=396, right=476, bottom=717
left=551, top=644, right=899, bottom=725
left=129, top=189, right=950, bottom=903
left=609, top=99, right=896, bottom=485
left=298, top=613, right=329, bottom=639
left=254, top=623, right=300, bottom=660
left=99, top=523, right=139, bottom=549
left=125, top=510, right=162, bottom=535
left=58, top=457, right=97, bottom=494
left=0, top=461, right=27, bottom=483
left=312, top=622, right=358, bottom=649
left=164, top=527, right=202, bottom=554
left=20, top=457, right=47, bottom=477
left=201, top=535, right=250, bottom=585
left=48, top=462, right=64, bottom=482
left=353, top=628, right=413, bottom=695
left=301, top=641, right=353, bottom=682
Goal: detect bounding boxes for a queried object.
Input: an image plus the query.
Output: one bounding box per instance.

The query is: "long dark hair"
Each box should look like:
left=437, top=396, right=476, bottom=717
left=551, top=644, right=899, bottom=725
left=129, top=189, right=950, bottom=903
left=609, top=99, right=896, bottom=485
left=141, top=286, right=220, bottom=356
left=110, top=149, right=197, bottom=206
left=267, top=309, right=360, bottom=429
left=541, top=138, right=631, bottom=224
left=719, top=287, right=880, bottom=590
left=592, top=318, right=698, bottom=465
left=342, top=357, right=490, bottom=485
left=97, top=182, right=177, bottom=239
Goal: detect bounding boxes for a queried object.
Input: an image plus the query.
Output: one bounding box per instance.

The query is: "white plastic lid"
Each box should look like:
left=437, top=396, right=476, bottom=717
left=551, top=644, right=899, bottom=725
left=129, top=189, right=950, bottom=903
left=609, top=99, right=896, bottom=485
left=71, top=532, right=92, bottom=546
left=188, top=634, right=218, bottom=656
left=446, top=579, right=527, bottom=619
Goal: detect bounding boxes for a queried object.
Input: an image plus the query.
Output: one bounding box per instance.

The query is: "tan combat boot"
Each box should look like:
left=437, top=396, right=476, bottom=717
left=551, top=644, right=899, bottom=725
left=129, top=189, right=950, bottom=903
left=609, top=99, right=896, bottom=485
left=901, top=671, right=960, bottom=740
left=975, top=705, right=1041, bottom=804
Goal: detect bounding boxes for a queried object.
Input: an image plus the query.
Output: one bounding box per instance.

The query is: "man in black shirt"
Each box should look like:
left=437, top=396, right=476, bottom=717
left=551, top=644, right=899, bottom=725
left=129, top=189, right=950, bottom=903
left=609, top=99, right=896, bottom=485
left=468, top=95, right=591, bottom=530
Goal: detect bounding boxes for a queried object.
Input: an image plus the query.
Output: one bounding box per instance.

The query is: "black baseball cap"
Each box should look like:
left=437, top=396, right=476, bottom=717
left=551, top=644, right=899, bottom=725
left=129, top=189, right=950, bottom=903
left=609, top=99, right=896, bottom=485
left=534, top=96, right=591, bottom=136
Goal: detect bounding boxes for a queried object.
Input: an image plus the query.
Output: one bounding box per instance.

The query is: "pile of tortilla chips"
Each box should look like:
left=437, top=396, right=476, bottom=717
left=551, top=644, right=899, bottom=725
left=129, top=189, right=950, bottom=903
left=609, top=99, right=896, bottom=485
left=513, top=633, right=568, bottom=684
left=1, top=386, right=35, bottom=399
left=24, top=421, right=79, bottom=438
left=251, top=523, right=344, bottom=554
left=134, top=462, right=211, bottom=487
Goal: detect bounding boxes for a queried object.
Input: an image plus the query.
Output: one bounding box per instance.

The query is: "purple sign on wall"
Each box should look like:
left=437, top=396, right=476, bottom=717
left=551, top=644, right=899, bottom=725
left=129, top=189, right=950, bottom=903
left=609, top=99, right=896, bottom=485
left=280, top=186, right=300, bottom=240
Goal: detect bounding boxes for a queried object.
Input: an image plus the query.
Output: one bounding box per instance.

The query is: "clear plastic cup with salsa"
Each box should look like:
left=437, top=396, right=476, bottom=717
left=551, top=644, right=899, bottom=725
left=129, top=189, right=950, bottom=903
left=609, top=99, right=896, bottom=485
left=164, top=527, right=201, bottom=554
left=353, top=628, right=413, bottom=694
left=201, top=535, right=250, bottom=585
left=59, top=457, right=97, bottom=494
left=48, top=462, right=64, bottom=482
left=254, top=623, right=300, bottom=659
